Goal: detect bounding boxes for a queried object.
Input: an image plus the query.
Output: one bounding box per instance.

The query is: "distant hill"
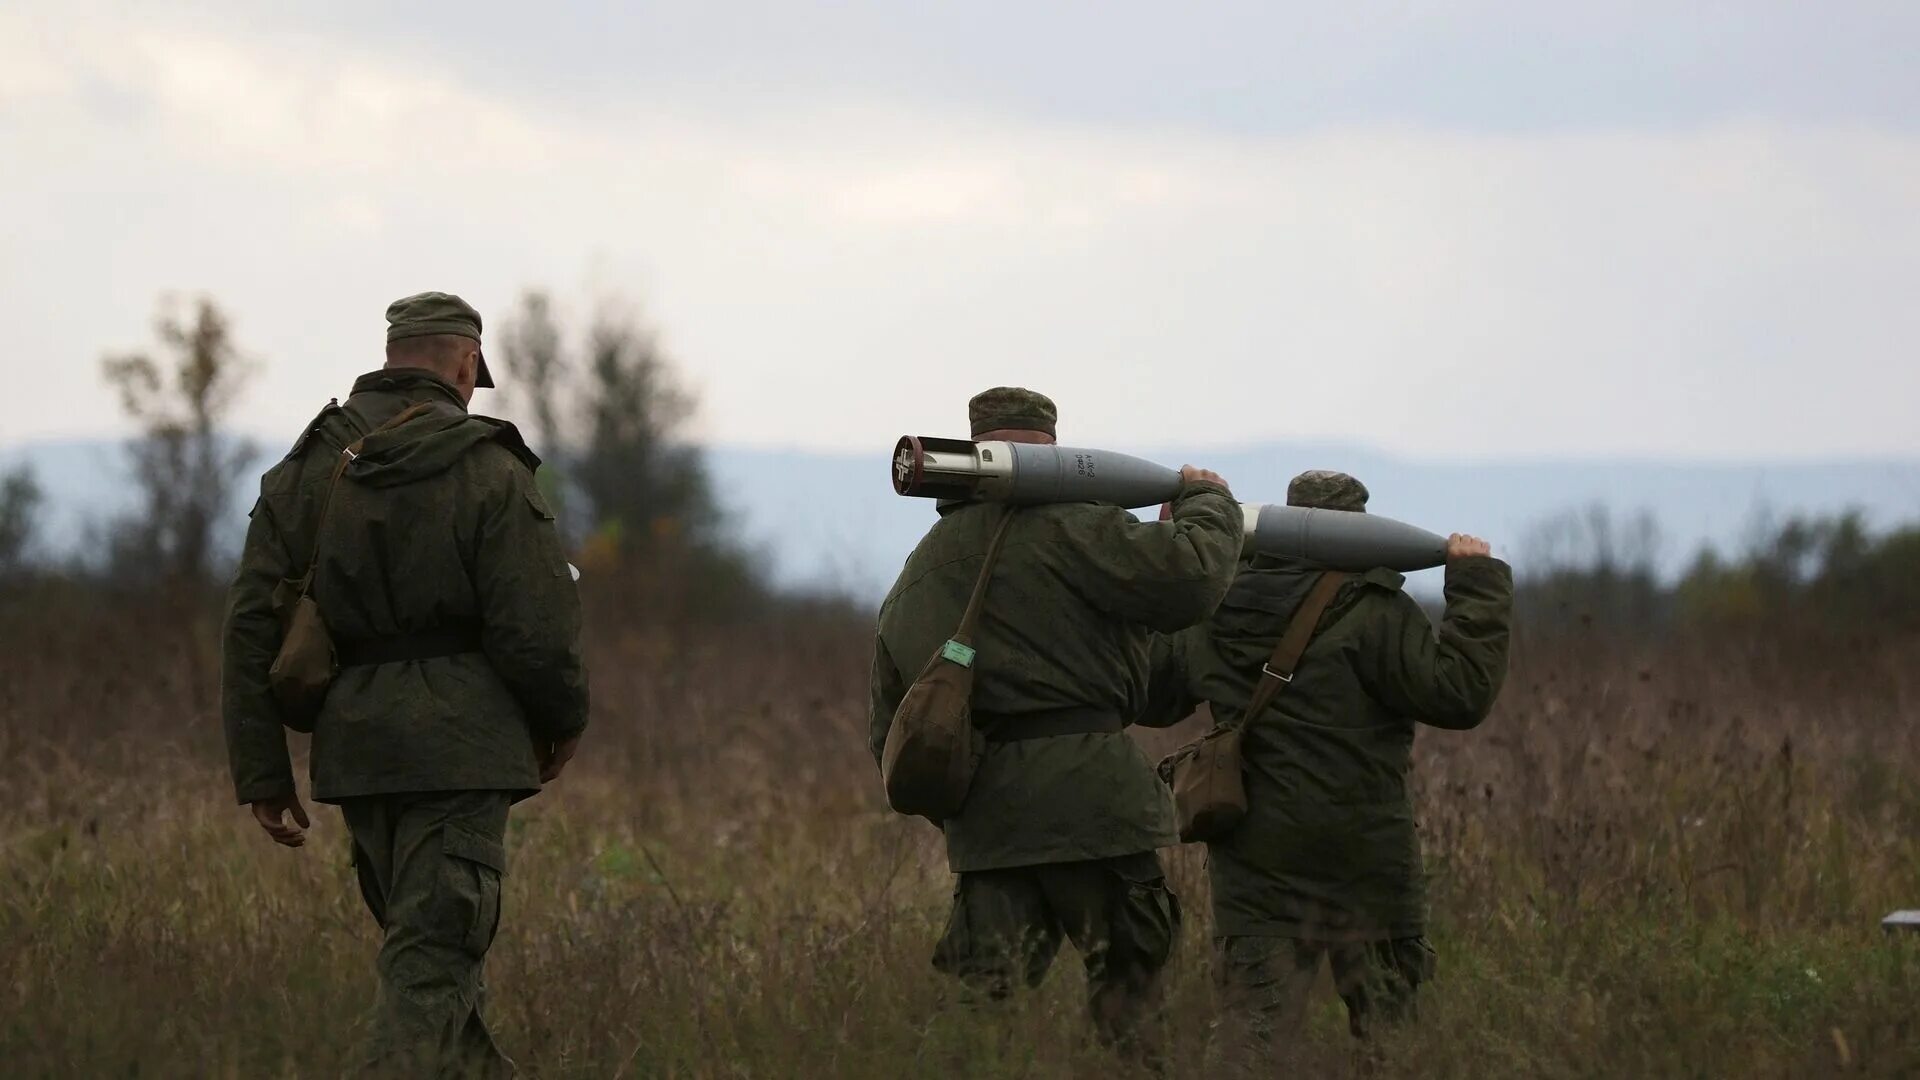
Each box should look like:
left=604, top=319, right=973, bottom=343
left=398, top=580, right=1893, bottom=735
left=7, top=437, right=1920, bottom=600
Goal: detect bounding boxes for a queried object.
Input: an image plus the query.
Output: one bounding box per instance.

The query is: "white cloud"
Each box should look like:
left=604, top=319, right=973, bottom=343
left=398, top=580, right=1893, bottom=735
left=0, top=6, right=1916, bottom=462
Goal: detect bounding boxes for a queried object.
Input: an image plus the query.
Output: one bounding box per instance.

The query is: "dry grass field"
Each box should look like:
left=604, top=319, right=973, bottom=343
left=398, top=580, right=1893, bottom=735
left=3, top=577, right=1918, bottom=1078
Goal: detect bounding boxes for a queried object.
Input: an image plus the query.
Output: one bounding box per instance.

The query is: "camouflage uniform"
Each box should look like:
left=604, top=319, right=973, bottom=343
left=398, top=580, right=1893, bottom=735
left=222, top=294, right=587, bottom=1077
left=871, top=388, right=1243, bottom=1054
left=1139, top=471, right=1511, bottom=1066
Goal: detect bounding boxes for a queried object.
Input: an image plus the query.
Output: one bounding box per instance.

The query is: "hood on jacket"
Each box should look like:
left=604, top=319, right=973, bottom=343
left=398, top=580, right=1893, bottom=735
left=343, top=402, right=539, bottom=488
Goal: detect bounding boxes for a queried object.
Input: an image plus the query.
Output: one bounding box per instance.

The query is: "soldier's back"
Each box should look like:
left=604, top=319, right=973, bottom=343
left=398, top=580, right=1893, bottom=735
left=878, top=491, right=1241, bottom=872
left=258, top=372, right=563, bottom=802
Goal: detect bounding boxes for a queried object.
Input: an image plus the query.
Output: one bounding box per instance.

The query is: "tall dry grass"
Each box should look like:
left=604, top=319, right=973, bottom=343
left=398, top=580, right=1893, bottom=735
left=2, top=577, right=1917, bottom=1077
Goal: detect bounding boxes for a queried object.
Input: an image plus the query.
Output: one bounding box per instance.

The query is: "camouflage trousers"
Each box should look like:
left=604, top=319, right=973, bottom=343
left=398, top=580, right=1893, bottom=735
left=1208, top=934, right=1435, bottom=1072
left=341, top=790, right=515, bottom=1079
left=932, top=851, right=1181, bottom=1056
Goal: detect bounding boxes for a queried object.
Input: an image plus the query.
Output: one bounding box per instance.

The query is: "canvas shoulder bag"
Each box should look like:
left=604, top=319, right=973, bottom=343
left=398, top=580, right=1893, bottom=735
left=881, top=507, right=1019, bottom=820
left=268, top=401, right=434, bottom=731
left=1157, top=570, right=1351, bottom=842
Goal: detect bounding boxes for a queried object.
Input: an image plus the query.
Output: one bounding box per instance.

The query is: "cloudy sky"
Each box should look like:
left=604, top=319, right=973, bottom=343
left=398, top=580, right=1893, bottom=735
left=2, top=1, right=1915, bottom=459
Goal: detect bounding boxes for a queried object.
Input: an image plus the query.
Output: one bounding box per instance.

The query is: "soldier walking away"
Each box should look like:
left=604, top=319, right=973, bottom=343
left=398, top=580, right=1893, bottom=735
left=222, top=292, right=590, bottom=1077
left=1138, top=470, right=1512, bottom=1071
left=870, top=387, right=1243, bottom=1062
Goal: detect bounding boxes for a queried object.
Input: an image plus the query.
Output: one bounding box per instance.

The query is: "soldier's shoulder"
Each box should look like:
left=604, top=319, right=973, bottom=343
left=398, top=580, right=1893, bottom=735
left=1345, top=568, right=1418, bottom=623
left=457, top=416, right=543, bottom=477
left=1357, top=567, right=1407, bottom=592
left=256, top=400, right=353, bottom=496
left=1053, top=501, right=1137, bottom=521
left=1024, top=501, right=1140, bottom=532
left=279, top=399, right=346, bottom=462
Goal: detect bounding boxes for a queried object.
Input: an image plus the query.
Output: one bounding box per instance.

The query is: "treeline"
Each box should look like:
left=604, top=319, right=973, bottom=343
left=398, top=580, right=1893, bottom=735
left=0, top=290, right=766, bottom=618
left=3, top=295, right=1915, bottom=638
left=1519, top=506, right=1920, bottom=637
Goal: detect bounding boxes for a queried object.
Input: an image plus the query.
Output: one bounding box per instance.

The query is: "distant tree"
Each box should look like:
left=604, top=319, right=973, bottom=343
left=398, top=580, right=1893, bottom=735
left=1524, top=503, right=1663, bottom=576
left=1830, top=526, right=1920, bottom=631
left=0, top=464, right=43, bottom=580
left=498, top=290, right=568, bottom=459
left=1517, top=504, right=1667, bottom=629
left=497, top=289, right=760, bottom=610
left=1672, top=549, right=1765, bottom=626
left=101, top=297, right=257, bottom=585
left=1684, top=512, right=1920, bottom=634
left=575, top=309, right=722, bottom=552
left=500, top=293, right=726, bottom=546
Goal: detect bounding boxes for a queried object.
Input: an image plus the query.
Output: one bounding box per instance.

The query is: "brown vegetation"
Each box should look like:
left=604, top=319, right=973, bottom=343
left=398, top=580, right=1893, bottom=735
left=2, top=567, right=1916, bottom=1078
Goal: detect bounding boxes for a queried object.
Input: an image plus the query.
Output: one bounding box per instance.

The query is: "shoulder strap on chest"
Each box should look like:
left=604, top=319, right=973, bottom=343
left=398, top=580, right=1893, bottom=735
left=1236, top=570, right=1351, bottom=727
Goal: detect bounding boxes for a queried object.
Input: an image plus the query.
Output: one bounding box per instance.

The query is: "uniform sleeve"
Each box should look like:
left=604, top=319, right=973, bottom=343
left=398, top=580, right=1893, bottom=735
left=1355, top=556, right=1513, bottom=730
left=474, top=463, right=590, bottom=742
left=221, top=494, right=297, bottom=804
left=1054, top=480, right=1244, bottom=632
left=1133, top=631, right=1199, bottom=729
left=868, top=632, right=906, bottom=767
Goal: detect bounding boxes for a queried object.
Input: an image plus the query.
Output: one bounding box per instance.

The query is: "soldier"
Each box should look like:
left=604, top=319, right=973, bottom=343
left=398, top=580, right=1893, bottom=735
left=1138, top=469, right=1511, bottom=1068
left=869, top=387, right=1243, bottom=1057
left=222, top=292, right=589, bottom=1077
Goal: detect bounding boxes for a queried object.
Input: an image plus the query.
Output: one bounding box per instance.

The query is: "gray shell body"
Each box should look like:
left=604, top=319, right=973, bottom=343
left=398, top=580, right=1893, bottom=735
left=892, top=436, right=1450, bottom=572
left=1242, top=503, right=1446, bottom=572
left=997, top=442, right=1182, bottom=505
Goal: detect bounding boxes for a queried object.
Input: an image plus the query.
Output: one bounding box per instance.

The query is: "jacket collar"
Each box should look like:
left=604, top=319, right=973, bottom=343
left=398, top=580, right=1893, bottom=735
left=350, top=367, right=469, bottom=412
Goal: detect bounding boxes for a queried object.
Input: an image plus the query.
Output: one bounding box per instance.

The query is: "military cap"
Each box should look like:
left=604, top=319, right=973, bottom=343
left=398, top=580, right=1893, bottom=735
left=1287, top=470, right=1369, bottom=513
left=969, top=386, right=1057, bottom=438
left=385, top=291, right=493, bottom=388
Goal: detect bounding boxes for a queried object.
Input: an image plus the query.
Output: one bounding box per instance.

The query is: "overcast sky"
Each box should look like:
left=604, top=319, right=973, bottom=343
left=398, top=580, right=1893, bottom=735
left=2, top=1, right=1916, bottom=459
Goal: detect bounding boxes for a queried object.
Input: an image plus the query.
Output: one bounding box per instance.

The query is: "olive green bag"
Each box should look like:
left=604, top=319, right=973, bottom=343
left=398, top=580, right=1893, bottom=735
left=268, top=402, right=433, bottom=731
left=881, top=507, right=1018, bottom=820
left=1158, top=570, right=1349, bottom=842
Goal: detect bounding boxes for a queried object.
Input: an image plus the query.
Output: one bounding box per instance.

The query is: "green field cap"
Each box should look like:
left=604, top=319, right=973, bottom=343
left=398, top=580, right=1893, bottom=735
left=386, top=291, right=493, bottom=387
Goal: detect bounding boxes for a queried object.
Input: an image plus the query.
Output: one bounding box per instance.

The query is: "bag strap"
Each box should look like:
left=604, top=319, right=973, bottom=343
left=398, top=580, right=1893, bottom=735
left=949, top=507, right=1020, bottom=649
left=1237, top=570, right=1351, bottom=726
left=294, top=400, right=437, bottom=600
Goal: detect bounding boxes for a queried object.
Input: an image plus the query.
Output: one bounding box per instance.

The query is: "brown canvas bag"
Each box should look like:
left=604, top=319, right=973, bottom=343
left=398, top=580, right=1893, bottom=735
left=881, top=507, right=1019, bottom=820
left=1158, top=570, right=1350, bottom=842
left=268, top=402, right=433, bottom=731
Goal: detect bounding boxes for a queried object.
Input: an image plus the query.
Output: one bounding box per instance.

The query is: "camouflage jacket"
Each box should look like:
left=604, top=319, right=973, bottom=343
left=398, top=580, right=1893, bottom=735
left=871, top=481, right=1242, bottom=872
left=222, top=368, right=589, bottom=805
left=1140, top=554, right=1512, bottom=940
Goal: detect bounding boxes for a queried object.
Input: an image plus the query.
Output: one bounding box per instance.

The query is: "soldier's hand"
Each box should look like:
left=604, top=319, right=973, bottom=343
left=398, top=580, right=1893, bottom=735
left=250, top=794, right=311, bottom=849
left=1180, top=465, right=1230, bottom=494
left=1446, top=533, right=1492, bottom=562
left=540, top=734, right=582, bottom=783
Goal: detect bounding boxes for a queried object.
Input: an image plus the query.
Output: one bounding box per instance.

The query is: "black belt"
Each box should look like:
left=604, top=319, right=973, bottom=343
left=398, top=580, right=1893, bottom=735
left=336, top=623, right=483, bottom=667
left=977, top=707, right=1125, bottom=743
